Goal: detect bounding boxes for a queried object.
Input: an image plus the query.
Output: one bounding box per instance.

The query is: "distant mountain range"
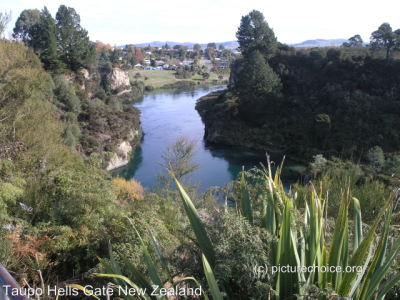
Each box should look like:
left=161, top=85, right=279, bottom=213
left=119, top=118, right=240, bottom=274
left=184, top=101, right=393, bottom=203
left=123, top=39, right=348, bottom=49
left=289, top=39, right=347, bottom=48
left=127, top=41, right=239, bottom=49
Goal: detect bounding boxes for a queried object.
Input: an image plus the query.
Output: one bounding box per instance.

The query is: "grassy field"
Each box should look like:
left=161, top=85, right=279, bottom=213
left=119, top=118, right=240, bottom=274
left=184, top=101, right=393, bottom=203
left=128, top=69, right=228, bottom=88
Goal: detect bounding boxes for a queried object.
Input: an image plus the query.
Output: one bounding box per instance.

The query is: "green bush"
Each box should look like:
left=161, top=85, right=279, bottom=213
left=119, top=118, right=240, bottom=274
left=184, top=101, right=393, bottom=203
left=145, top=85, right=155, bottom=91
left=210, top=212, right=272, bottom=299
left=175, top=69, right=192, bottom=79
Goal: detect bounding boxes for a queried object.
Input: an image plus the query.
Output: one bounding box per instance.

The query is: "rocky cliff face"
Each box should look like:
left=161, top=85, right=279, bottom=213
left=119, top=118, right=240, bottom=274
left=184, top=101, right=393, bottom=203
left=106, top=129, right=142, bottom=171
left=106, top=141, right=132, bottom=171
left=106, top=68, right=130, bottom=90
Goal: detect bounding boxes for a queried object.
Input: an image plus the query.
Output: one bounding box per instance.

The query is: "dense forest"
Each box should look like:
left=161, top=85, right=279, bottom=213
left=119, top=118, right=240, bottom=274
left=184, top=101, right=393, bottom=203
left=197, top=11, right=400, bottom=164
left=0, top=7, right=399, bottom=300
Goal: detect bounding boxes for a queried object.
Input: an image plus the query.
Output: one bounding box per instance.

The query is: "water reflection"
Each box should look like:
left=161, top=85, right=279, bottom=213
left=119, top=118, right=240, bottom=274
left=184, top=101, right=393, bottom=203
left=113, top=85, right=300, bottom=192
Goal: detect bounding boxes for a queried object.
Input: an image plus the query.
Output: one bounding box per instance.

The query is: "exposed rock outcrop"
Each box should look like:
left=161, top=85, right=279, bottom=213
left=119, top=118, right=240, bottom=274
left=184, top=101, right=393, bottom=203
left=106, top=129, right=143, bottom=171
left=80, top=69, right=90, bottom=80
left=106, top=141, right=133, bottom=171
left=106, top=68, right=130, bottom=90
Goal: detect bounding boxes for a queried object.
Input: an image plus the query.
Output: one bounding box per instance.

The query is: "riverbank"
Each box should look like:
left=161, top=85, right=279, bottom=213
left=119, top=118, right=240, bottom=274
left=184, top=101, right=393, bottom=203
left=128, top=69, right=229, bottom=88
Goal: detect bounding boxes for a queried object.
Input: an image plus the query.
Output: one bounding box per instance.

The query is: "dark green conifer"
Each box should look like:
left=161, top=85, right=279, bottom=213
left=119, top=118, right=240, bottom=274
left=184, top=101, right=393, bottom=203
left=235, top=50, right=281, bottom=122
left=236, top=10, right=277, bottom=60
left=36, top=7, right=67, bottom=72
left=56, top=5, right=95, bottom=71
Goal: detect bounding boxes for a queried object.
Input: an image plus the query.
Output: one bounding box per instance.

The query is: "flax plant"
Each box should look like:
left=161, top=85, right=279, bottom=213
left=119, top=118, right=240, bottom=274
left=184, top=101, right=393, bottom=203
left=250, top=153, right=400, bottom=299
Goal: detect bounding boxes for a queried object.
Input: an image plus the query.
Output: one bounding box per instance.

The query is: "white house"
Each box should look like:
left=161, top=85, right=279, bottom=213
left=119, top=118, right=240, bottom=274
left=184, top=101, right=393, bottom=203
left=180, top=60, right=194, bottom=66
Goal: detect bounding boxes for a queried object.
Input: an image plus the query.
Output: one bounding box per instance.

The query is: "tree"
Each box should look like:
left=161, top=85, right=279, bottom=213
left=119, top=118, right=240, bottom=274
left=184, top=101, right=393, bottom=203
left=366, top=146, right=385, bottom=167
left=235, top=50, right=281, bottom=120
left=193, top=43, right=202, bottom=51
left=128, top=53, right=139, bottom=67
left=13, top=9, right=40, bottom=44
left=0, top=10, right=12, bottom=38
left=178, top=47, right=187, bottom=59
left=207, top=42, right=216, bottom=49
left=342, top=34, right=363, bottom=47
left=135, top=51, right=144, bottom=62
left=159, top=136, right=200, bottom=182
left=218, top=44, right=225, bottom=50
left=236, top=50, right=281, bottom=97
left=315, top=113, right=332, bottom=144
left=55, top=5, right=95, bottom=71
left=110, top=48, right=120, bottom=64
left=370, top=23, right=400, bottom=61
left=202, top=72, right=210, bottom=80
left=31, top=7, right=66, bottom=72
left=236, top=9, right=277, bottom=60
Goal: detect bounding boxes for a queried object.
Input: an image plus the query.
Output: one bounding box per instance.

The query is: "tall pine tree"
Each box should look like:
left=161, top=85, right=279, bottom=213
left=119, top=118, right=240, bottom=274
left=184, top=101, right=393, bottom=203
left=32, top=7, right=66, bottom=72
left=236, top=10, right=277, bottom=60
left=56, top=5, right=94, bottom=71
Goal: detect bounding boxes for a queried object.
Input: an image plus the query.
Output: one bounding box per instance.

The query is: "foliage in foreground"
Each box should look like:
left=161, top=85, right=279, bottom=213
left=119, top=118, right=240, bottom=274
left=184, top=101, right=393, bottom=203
left=97, top=156, right=399, bottom=299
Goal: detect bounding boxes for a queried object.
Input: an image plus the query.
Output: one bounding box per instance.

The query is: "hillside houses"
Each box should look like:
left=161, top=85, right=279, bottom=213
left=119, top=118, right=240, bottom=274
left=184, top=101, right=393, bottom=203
left=134, top=59, right=196, bottom=70
left=124, top=43, right=238, bottom=72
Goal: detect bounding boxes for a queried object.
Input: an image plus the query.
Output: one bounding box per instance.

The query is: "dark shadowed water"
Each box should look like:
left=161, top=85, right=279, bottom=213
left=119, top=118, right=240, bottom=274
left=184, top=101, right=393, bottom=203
left=112, top=85, right=298, bottom=192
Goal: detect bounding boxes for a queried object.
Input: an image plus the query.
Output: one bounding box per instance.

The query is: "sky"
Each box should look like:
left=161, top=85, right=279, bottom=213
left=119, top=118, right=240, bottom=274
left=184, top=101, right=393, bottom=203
left=1, top=0, right=400, bottom=46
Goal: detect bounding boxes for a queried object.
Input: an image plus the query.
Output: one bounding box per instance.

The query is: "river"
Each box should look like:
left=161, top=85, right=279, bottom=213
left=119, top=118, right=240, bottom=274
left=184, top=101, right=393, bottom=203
left=112, top=85, right=299, bottom=192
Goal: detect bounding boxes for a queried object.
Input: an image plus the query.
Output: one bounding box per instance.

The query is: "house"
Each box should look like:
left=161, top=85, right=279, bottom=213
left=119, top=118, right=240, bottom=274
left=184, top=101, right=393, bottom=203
left=215, top=60, right=230, bottom=69
left=144, top=66, right=163, bottom=70
left=180, top=60, right=194, bottom=66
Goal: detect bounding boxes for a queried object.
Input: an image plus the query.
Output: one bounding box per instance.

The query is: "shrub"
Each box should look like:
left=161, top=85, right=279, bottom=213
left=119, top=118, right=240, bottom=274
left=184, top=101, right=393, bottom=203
left=81, top=135, right=101, bottom=153
left=366, top=146, right=385, bottom=167
left=175, top=69, right=192, bottom=79
left=112, top=178, right=145, bottom=203
left=210, top=212, right=272, bottom=299
left=202, top=72, right=210, bottom=80
left=145, top=85, right=155, bottom=91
